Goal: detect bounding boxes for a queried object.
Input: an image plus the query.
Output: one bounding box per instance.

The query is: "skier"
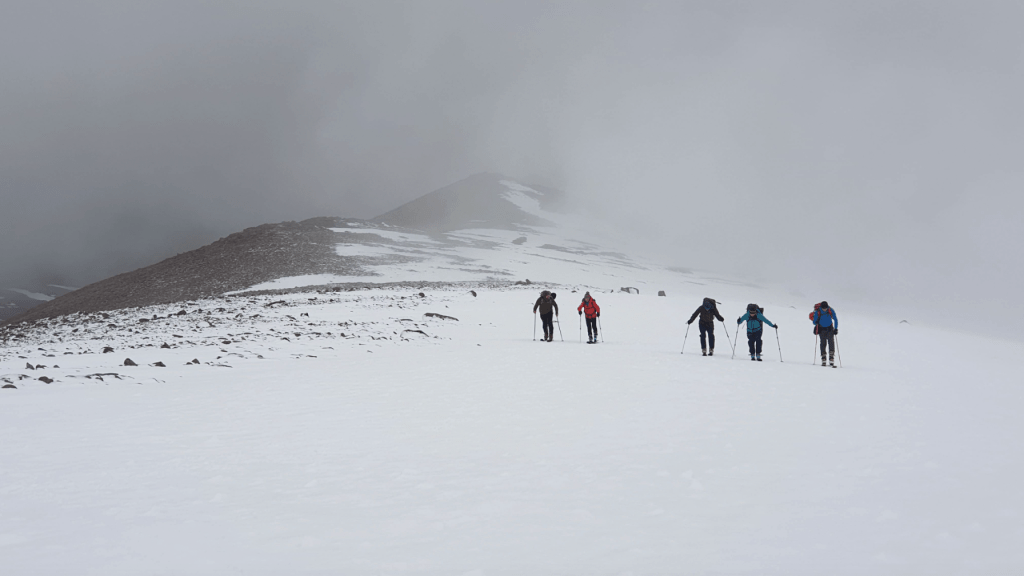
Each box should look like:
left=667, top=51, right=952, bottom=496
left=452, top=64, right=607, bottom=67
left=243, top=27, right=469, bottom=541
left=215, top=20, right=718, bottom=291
left=687, top=297, right=725, bottom=356
left=737, top=303, right=777, bottom=361
left=533, top=290, right=559, bottom=342
left=812, top=300, right=839, bottom=367
left=577, top=292, right=601, bottom=343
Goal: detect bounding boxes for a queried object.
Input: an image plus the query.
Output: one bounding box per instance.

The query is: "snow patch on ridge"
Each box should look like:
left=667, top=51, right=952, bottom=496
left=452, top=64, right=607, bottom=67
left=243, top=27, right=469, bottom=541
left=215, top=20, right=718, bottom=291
left=7, top=288, right=54, bottom=301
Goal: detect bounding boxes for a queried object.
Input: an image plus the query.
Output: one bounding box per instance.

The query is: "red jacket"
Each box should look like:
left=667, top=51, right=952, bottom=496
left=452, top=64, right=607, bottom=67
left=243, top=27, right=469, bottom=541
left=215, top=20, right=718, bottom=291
left=577, top=297, right=600, bottom=319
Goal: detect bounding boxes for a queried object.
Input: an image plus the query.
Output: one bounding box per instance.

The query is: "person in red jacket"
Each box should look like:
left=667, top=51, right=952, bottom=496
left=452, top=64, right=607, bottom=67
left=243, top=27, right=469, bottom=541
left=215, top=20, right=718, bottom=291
left=577, top=292, right=601, bottom=343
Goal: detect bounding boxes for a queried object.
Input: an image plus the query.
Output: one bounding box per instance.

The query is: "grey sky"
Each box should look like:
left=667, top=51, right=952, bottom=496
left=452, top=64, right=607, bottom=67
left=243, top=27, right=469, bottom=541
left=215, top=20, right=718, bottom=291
left=2, top=1, right=1022, bottom=331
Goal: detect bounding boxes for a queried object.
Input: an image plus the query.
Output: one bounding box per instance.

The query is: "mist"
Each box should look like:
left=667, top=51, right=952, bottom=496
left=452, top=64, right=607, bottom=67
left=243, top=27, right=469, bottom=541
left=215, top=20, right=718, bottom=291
left=2, top=1, right=1022, bottom=334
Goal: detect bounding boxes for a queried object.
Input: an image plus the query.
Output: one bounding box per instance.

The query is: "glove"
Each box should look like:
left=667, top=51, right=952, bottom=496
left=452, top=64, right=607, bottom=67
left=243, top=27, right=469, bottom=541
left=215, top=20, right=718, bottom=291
left=834, top=329, right=838, bottom=335
left=737, top=318, right=742, bottom=325
left=579, top=311, right=582, bottom=316
left=596, top=313, right=600, bottom=317
left=687, top=319, right=693, bottom=325
left=774, top=324, right=779, bottom=329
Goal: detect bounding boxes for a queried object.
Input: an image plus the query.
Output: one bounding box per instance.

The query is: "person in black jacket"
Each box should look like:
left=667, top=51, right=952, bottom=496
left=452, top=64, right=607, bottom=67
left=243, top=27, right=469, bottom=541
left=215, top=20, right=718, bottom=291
left=532, top=290, right=559, bottom=342
left=687, top=297, right=725, bottom=356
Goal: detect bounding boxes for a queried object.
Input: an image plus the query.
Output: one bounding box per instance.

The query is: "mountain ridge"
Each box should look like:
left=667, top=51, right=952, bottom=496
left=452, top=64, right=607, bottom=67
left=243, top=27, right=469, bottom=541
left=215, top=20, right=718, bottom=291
left=2, top=174, right=568, bottom=326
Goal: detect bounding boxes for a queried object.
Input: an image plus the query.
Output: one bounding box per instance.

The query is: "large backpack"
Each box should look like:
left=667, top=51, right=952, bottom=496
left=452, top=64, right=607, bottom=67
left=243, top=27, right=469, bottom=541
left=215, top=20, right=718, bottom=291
left=810, top=302, right=830, bottom=334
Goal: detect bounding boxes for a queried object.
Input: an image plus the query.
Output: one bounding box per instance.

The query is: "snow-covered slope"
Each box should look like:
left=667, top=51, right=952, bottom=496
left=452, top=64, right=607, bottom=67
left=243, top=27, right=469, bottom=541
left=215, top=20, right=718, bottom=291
left=2, top=267, right=1023, bottom=574
left=2, top=175, right=1023, bottom=574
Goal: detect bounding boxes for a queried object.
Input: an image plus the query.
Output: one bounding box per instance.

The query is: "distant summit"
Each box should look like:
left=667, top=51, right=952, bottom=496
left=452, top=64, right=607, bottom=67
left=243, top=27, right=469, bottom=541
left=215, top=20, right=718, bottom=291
left=375, top=173, right=564, bottom=232
left=2, top=175, right=570, bottom=325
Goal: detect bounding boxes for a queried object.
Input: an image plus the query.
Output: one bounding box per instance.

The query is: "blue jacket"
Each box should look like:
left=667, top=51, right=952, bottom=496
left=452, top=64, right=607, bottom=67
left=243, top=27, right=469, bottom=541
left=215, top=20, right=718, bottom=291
left=813, top=307, right=838, bottom=330
left=738, top=311, right=776, bottom=333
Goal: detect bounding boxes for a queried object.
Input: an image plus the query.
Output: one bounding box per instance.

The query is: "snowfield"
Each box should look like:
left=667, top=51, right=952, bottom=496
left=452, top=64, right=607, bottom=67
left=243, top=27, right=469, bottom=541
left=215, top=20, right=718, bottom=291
left=2, top=282, right=1023, bottom=575
left=2, top=181, right=1022, bottom=574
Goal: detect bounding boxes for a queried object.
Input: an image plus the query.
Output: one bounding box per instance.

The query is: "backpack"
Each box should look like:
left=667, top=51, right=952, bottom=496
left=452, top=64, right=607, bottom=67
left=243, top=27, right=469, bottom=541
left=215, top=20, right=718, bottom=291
left=810, top=302, right=832, bottom=334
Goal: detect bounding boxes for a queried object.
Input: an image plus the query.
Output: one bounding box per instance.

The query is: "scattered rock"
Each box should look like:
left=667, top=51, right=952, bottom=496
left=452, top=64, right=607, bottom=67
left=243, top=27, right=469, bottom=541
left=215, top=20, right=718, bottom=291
left=418, top=292, right=425, bottom=298
left=402, top=329, right=429, bottom=337
left=469, top=290, right=477, bottom=297
left=38, top=376, right=53, bottom=384
left=25, top=363, right=34, bottom=370
left=138, top=318, right=150, bottom=323
left=424, top=312, right=458, bottom=321
left=189, top=359, right=200, bottom=365
left=658, top=290, right=666, bottom=297
left=900, top=320, right=910, bottom=324
left=151, top=362, right=166, bottom=368
left=176, top=310, right=188, bottom=316
left=512, top=236, right=527, bottom=245
left=2, top=384, right=15, bottom=389
left=515, top=279, right=532, bottom=285
left=620, top=287, right=639, bottom=294
left=161, top=343, right=171, bottom=349
left=102, top=346, right=114, bottom=353
left=123, top=358, right=137, bottom=367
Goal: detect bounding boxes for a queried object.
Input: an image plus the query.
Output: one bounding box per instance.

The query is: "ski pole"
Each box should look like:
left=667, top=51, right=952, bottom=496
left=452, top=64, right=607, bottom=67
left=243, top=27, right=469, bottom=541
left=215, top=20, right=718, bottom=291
left=812, top=331, right=817, bottom=364
left=681, top=323, right=690, bottom=354
left=719, top=320, right=734, bottom=354
left=533, top=312, right=537, bottom=341
left=731, top=323, right=740, bottom=359
left=579, top=313, right=582, bottom=343
left=556, top=316, right=563, bottom=341
left=836, top=334, right=842, bottom=367
left=774, top=326, right=783, bottom=362
left=598, top=317, right=604, bottom=342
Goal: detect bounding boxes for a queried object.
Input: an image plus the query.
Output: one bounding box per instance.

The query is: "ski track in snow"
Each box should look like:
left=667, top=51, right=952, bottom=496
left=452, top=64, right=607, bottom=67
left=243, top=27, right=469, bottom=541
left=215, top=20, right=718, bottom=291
left=1, top=281, right=1023, bottom=574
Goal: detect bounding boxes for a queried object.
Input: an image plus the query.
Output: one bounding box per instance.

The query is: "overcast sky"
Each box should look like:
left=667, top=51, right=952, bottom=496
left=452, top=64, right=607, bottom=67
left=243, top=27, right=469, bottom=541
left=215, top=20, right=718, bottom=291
left=2, top=1, right=1022, bottom=331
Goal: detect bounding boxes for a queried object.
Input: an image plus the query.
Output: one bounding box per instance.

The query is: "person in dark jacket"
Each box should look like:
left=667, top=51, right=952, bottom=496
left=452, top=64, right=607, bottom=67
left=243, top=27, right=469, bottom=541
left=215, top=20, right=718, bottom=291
left=577, top=292, right=601, bottom=343
left=737, top=303, right=777, bottom=361
left=533, top=290, right=559, bottom=342
left=687, top=297, right=725, bottom=356
left=812, top=301, right=839, bottom=366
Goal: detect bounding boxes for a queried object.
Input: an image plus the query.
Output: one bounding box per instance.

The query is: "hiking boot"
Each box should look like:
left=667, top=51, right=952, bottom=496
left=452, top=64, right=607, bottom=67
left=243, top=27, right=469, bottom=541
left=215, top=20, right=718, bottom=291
left=708, top=349, right=714, bottom=356
left=751, top=355, right=756, bottom=361
left=701, top=348, right=707, bottom=356
left=756, top=354, right=762, bottom=361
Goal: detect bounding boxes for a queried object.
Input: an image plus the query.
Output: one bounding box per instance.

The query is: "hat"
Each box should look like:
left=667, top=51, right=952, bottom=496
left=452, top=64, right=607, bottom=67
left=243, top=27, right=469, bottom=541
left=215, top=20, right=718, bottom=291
left=820, top=300, right=829, bottom=309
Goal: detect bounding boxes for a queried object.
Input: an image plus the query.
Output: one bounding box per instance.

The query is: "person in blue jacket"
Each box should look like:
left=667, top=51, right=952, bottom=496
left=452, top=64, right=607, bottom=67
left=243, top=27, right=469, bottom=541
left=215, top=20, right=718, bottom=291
left=812, top=301, right=839, bottom=367
left=737, top=303, right=777, bottom=361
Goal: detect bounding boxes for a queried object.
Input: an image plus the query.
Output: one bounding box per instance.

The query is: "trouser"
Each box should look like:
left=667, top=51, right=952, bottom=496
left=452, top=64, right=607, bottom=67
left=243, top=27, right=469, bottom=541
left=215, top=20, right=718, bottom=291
left=747, top=329, right=763, bottom=356
left=699, top=322, right=715, bottom=350
left=585, top=317, right=598, bottom=340
left=541, top=313, right=554, bottom=340
left=819, top=326, right=835, bottom=358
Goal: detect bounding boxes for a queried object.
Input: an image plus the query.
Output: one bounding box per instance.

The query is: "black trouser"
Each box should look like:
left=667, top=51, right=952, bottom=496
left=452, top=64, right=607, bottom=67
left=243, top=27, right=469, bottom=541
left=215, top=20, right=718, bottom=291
left=747, top=329, right=763, bottom=356
left=541, top=312, right=554, bottom=340
left=585, top=317, right=598, bottom=340
left=699, top=322, right=715, bottom=350
left=818, top=326, right=835, bottom=358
